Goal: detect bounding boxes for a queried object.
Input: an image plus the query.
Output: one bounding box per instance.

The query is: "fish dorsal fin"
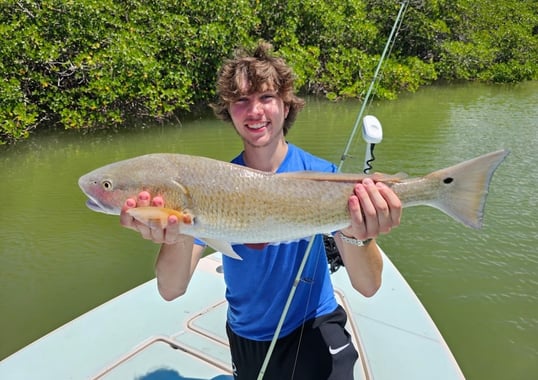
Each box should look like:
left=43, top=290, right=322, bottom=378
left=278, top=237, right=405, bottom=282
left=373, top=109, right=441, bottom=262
left=376, top=172, right=409, bottom=183
left=276, top=171, right=408, bottom=183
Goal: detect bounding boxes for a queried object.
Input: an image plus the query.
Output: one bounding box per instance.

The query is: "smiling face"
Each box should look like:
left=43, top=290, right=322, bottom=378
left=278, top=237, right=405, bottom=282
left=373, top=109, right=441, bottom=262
left=211, top=42, right=305, bottom=137
left=228, top=83, right=290, bottom=148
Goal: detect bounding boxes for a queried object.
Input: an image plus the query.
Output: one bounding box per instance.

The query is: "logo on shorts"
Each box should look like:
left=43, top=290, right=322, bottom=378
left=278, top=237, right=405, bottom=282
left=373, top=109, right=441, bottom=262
left=232, top=362, right=237, bottom=376
left=328, top=343, right=350, bottom=355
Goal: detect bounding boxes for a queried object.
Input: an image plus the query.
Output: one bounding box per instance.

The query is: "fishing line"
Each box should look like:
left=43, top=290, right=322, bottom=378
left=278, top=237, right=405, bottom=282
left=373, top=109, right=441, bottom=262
left=257, top=2, right=410, bottom=378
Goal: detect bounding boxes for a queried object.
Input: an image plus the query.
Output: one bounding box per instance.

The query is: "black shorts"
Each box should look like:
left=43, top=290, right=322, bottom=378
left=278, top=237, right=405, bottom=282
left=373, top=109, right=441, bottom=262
left=226, top=305, right=358, bottom=380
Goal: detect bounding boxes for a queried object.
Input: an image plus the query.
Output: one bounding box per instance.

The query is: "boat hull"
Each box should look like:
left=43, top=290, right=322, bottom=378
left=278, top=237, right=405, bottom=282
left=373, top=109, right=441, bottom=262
left=0, top=250, right=464, bottom=379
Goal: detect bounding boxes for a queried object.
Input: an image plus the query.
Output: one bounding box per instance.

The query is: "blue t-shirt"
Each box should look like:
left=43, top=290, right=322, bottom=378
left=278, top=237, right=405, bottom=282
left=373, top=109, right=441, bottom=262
left=198, top=143, right=339, bottom=340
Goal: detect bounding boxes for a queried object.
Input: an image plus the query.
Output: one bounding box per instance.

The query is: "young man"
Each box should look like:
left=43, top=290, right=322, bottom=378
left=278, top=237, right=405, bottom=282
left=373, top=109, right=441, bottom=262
left=120, top=41, right=402, bottom=379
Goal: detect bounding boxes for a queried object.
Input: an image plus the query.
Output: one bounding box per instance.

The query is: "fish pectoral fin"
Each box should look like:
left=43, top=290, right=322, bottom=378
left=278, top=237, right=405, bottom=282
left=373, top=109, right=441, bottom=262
left=202, top=238, right=242, bottom=260
left=126, top=207, right=194, bottom=228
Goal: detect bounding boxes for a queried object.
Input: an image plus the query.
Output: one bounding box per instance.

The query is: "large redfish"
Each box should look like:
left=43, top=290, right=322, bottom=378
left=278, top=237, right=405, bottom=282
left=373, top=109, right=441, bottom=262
left=78, top=150, right=509, bottom=259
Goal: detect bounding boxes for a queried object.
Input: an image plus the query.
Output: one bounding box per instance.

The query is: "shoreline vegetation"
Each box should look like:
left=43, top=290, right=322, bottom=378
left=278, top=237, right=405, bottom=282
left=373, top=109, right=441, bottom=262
left=1, top=0, right=537, bottom=144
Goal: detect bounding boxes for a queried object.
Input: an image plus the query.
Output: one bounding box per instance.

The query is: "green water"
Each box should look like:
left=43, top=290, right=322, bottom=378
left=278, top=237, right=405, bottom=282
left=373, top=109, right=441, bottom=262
left=1, top=82, right=537, bottom=379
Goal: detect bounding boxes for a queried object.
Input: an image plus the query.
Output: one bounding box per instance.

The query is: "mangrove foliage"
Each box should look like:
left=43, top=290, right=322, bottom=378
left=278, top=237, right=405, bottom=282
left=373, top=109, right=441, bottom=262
left=1, top=0, right=537, bottom=144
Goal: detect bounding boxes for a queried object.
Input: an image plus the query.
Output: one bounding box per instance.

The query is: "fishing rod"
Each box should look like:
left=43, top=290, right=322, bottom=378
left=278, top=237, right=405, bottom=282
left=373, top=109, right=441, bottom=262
left=256, top=237, right=316, bottom=380
left=257, top=2, right=409, bottom=378
left=337, top=0, right=409, bottom=173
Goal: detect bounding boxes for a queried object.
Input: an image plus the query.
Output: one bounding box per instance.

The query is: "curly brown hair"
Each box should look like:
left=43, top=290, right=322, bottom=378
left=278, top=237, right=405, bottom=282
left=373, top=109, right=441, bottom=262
left=211, top=41, right=305, bottom=136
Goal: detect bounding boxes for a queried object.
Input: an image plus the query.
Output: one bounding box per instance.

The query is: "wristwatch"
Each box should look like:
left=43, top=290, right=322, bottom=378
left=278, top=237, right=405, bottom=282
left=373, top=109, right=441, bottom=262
left=336, top=231, right=372, bottom=247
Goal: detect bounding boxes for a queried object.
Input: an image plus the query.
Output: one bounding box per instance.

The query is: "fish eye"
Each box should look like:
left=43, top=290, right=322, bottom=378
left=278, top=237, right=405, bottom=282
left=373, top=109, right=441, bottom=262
left=102, top=180, right=113, bottom=191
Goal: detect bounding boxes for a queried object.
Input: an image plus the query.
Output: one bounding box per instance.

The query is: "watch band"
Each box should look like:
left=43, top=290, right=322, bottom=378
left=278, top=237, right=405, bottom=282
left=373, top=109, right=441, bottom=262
left=337, top=231, right=372, bottom=247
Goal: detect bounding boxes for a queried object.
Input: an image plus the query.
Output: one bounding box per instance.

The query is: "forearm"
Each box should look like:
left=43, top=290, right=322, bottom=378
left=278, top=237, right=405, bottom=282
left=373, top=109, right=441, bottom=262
left=155, top=235, right=203, bottom=301
left=334, top=233, right=383, bottom=297
left=335, top=177, right=400, bottom=296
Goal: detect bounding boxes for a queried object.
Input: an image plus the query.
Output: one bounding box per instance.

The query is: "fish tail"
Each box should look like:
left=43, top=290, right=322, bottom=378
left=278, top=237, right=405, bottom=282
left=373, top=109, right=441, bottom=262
left=426, top=149, right=509, bottom=229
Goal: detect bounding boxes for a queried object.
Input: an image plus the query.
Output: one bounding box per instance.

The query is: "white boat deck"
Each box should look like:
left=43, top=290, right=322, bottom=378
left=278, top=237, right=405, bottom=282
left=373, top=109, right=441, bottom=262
left=0, top=249, right=465, bottom=379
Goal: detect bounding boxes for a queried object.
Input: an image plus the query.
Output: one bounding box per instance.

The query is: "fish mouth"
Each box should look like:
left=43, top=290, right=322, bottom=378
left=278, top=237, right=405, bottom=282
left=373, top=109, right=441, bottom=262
left=84, top=197, right=118, bottom=215
left=79, top=175, right=119, bottom=215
